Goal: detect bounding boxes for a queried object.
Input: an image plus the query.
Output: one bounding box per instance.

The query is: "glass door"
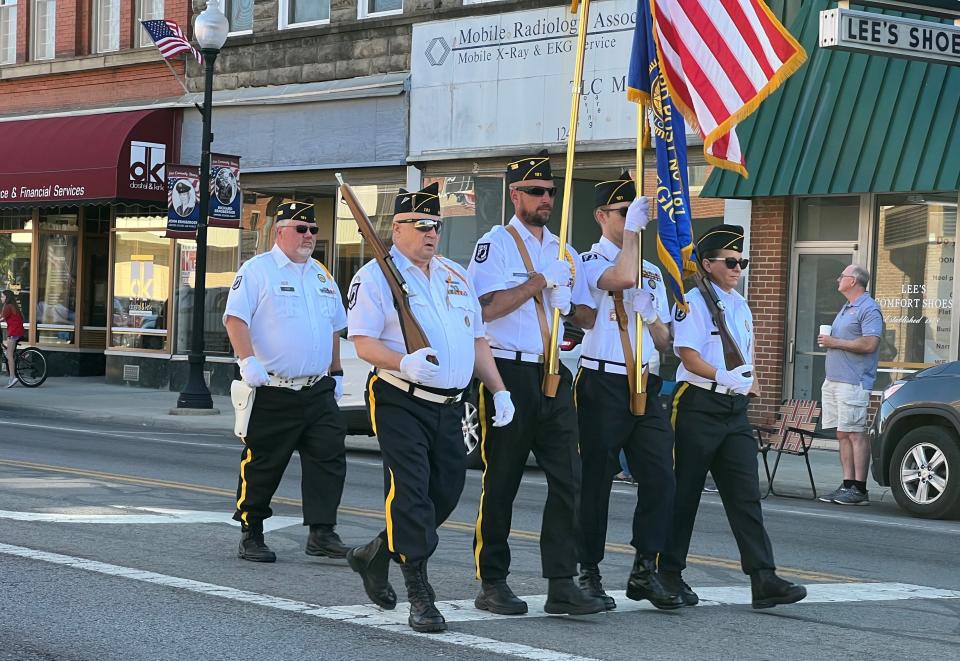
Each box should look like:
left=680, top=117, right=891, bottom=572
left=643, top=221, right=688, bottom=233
left=788, top=251, right=853, bottom=401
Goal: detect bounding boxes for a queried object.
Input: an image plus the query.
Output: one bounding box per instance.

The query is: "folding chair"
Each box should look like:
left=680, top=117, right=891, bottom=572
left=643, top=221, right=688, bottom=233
left=754, top=400, right=821, bottom=499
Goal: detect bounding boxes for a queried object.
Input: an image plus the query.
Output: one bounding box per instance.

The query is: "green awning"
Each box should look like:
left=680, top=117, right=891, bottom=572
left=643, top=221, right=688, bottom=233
left=701, top=0, right=960, bottom=199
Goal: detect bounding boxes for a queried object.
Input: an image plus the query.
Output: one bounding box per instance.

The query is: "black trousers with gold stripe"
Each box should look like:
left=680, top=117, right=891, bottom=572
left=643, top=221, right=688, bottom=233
left=234, top=378, right=346, bottom=528
left=660, top=383, right=776, bottom=575
left=473, top=359, right=581, bottom=580
left=575, top=370, right=675, bottom=566
left=365, top=373, right=467, bottom=563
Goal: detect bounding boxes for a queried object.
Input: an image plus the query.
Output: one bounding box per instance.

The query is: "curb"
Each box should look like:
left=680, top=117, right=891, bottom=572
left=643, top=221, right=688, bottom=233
left=0, top=401, right=231, bottom=434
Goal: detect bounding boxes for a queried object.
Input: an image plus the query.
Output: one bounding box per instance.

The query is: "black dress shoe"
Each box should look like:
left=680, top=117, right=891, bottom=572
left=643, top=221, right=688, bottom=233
left=578, top=564, right=616, bottom=611
left=400, top=561, right=446, bottom=633
left=475, top=580, right=528, bottom=615
left=544, top=577, right=606, bottom=615
left=750, top=570, right=807, bottom=609
left=346, top=537, right=397, bottom=610
left=625, top=556, right=684, bottom=610
left=305, top=526, right=349, bottom=559
left=660, top=571, right=699, bottom=606
left=238, top=529, right=276, bottom=563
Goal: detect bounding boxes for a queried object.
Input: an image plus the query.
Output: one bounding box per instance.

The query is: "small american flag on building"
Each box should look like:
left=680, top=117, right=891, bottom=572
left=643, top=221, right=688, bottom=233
left=141, top=19, right=203, bottom=65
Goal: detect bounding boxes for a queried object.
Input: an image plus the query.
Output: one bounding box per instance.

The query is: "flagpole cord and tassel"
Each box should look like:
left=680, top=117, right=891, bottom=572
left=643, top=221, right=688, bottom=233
left=543, top=0, right=591, bottom=397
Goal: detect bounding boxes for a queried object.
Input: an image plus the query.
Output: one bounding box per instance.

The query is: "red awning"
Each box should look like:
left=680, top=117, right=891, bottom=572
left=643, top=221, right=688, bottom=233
left=0, top=109, right=178, bottom=208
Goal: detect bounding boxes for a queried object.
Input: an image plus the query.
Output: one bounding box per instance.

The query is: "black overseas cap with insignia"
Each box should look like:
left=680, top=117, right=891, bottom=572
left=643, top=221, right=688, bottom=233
left=698, top=224, right=745, bottom=254
left=175, top=180, right=191, bottom=194
left=506, top=149, right=553, bottom=186
left=394, top=182, right=441, bottom=221
left=276, top=201, right=316, bottom=223
left=594, top=169, right=635, bottom=208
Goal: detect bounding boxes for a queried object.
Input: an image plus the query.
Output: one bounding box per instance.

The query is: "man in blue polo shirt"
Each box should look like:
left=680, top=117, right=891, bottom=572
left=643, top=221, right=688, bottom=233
left=818, top=264, right=884, bottom=506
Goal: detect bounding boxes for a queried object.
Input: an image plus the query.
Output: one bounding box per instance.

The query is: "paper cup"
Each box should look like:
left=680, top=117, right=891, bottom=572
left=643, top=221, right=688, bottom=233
left=818, top=325, right=831, bottom=346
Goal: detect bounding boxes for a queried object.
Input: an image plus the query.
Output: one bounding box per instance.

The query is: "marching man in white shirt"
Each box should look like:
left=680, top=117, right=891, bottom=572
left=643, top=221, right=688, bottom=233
left=468, top=151, right=606, bottom=617
left=345, top=182, right=514, bottom=633
left=575, top=172, right=683, bottom=611
left=223, top=201, right=349, bottom=564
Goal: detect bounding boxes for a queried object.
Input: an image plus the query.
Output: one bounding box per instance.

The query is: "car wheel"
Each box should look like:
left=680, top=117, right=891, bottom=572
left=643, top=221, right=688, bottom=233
left=889, top=425, right=960, bottom=520
left=462, top=398, right=483, bottom=470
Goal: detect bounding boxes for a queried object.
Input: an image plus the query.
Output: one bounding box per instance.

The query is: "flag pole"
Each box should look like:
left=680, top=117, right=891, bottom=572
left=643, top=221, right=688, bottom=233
left=543, top=0, right=591, bottom=398
left=161, top=57, right=192, bottom=97
left=632, top=105, right=647, bottom=415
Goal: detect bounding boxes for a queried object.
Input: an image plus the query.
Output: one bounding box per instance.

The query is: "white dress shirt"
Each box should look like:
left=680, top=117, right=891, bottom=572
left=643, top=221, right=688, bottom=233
left=673, top=283, right=753, bottom=385
left=579, top=237, right=669, bottom=376
left=224, top=244, right=346, bottom=379
left=468, top=216, right=592, bottom=354
left=347, top=246, right=485, bottom=390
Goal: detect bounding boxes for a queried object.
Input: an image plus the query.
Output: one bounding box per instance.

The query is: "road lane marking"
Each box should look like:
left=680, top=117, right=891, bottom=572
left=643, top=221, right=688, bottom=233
left=0, top=507, right=301, bottom=532
left=0, top=542, right=596, bottom=661
left=0, top=458, right=857, bottom=583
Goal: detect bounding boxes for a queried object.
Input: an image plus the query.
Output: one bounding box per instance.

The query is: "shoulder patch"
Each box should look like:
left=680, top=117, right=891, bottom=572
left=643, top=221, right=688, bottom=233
left=674, top=307, right=687, bottom=322
left=347, top=282, right=360, bottom=310
left=474, top=242, right=491, bottom=263
left=582, top=252, right=599, bottom=262
left=231, top=275, right=242, bottom=290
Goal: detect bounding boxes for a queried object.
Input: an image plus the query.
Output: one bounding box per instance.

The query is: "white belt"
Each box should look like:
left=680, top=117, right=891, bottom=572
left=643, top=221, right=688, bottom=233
left=375, top=370, right=464, bottom=405
left=267, top=373, right=325, bottom=391
left=580, top=357, right=628, bottom=375
left=491, top=348, right=544, bottom=364
left=686, top=380, right=736, bottom=396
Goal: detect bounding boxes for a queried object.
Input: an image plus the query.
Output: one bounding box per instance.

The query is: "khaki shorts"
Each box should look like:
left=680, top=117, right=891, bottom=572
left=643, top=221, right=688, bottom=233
left=821, top=379, right=870, bottom=432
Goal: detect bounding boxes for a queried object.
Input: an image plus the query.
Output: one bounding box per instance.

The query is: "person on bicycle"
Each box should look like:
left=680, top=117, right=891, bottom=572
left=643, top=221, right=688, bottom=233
left=2, top=290, right=25, bottom=388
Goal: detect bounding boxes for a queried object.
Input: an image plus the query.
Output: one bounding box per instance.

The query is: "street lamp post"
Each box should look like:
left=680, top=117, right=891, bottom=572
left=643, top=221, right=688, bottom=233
left=177, top=0, right=229, bottom=410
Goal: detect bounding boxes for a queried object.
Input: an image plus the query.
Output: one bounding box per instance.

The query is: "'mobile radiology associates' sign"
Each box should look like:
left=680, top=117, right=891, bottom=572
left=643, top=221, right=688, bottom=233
left=819, top=7, right=960, bottom=65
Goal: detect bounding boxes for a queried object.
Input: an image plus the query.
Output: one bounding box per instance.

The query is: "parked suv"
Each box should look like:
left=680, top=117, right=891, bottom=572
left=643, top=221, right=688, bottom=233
left=340, top=323, right=585, bottom=469
left=869, top=361, right=960, bottom=520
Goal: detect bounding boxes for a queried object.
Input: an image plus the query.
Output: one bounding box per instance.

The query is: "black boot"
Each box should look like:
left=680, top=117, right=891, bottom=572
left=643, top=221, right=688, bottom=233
left=475, top=579, right=528, bottom=615
left=578, top=564, right=616, bottom=611
left=625, top=555, right=684, bottom=610
left=400, top=561, right=447, bottom=633
left=750, top=570, right=807, bottom=609
left=346, top=536, right=397, bottom=610
left=305, top=524, right=349, bottom=559
left=659, top=571, right=699, bottom=606
left=238, top=525, right=276, bottom=563
left=544, top=577, right=607, bottom=615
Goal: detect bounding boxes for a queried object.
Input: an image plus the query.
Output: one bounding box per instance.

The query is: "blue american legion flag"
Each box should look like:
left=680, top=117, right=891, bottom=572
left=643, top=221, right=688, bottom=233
left=627, top=1, right=696, bottom=313
left=141, top=19, right=203, bottom=64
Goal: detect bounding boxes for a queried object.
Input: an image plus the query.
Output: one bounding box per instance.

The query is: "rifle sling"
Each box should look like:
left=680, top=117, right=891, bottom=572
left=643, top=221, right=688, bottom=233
left=506, top=225, right=552, bottom=361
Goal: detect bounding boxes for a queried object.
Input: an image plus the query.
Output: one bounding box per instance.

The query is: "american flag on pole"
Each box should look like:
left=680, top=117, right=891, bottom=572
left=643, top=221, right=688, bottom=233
left=141, top=19, right=203, bottom=65
left=629, top=0, right=805, bottom=177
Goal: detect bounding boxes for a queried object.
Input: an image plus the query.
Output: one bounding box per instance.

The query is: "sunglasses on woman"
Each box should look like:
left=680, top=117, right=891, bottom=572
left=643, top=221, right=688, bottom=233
left=397, top=218, right=444, bottom=233
left=284, top=224, right=319, bottom=235
left=706, top=257, right=750, bottom=270
left=515, top=186, right=558, bottom=199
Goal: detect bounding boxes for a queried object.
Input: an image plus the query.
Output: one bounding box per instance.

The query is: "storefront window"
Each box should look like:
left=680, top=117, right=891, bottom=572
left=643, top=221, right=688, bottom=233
left=334, top=184, right=398, bottom=290
left=426, top=175, right=504, bottom=267
left=111, top=229, right=169, bottom=350
left=174, top=227, right=239, bottom=355
left=37, top=231, right=77, bottom=345
left=0, top=232, right=31, bottom=328
left=872, top=193, right=957, bottom=389
left=797, top=197, right=859, bottom=242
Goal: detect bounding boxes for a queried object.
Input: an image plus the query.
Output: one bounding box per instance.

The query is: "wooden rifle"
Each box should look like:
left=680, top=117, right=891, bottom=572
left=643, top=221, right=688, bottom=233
left=690, top=261, right=750, bottom=376
left=336, top=173, right=437, bottom=364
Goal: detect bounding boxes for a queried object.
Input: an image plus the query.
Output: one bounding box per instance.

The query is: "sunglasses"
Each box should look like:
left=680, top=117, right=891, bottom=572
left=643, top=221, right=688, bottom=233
left=707, top=257, right=750, bottom=270
left=602, top=206, right=629, bottom=218
left=282, top=224, right=319, bottom=235
left=397, top=218, right=444, bottom=233
left=515, top=186, right=558, bottom=199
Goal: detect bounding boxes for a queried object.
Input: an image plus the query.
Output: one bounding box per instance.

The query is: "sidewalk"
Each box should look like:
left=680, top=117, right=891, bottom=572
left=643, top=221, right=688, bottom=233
left=0, top=376, right=890, bottom=500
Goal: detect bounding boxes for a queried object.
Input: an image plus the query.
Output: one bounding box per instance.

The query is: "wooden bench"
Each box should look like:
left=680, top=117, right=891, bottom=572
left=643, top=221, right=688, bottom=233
left=754, top=400, right=822, bottom=499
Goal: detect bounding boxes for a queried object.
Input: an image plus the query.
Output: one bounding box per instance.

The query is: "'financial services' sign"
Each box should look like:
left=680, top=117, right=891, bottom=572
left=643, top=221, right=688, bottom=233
left=410, top=0, right=694, bottom=159
left=819, top=7, right=960, bottom=65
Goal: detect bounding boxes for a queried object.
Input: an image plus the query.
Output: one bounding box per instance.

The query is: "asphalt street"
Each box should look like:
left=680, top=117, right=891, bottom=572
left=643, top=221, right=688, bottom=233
left=1, top=409, right=958, bottom=661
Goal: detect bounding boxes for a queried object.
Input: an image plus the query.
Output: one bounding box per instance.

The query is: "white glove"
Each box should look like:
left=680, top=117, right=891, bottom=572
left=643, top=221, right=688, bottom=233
left=547, top=285, right=573, bottom=316
left=541, top=260, right=572, bottom=289
left=715, top=364, right=754, bottom=393
left=491, top=390, right=515, bottom=427
left=630, top=289, right=657, bottom=324
left=625, top=196, right=651, bottom=233
left=238, top=356, right=270, bottom=387
left=399, top=347, right=440, bottom=383
left=333, top=375, right=344, bottom=402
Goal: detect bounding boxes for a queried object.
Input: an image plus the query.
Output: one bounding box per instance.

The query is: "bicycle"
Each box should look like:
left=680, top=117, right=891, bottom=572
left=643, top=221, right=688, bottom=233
left=2, top=341, right=48, bottom=388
